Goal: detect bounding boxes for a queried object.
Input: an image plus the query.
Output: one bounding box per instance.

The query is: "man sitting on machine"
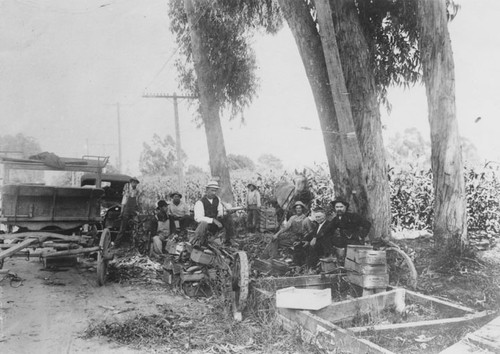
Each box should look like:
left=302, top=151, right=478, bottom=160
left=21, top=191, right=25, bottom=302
left=191, top=181, right=235, bottom=247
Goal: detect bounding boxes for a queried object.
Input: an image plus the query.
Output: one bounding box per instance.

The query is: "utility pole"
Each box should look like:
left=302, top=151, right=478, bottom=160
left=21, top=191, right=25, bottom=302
left=142, top=92, right=197, bottom=193
left=116, top=102, right=122, bottom=173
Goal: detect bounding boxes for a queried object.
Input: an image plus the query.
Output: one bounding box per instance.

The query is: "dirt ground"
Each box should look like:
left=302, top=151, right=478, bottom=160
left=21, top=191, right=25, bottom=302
left=0, top=256, right=206, bottom=354
left=1, top=235, right=499, bottom=354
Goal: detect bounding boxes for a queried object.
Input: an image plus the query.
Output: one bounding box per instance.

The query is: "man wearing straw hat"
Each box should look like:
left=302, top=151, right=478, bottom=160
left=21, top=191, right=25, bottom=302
left=262, top=200, right=312, bottom=261
left=192, top=180, right=235, bottom=246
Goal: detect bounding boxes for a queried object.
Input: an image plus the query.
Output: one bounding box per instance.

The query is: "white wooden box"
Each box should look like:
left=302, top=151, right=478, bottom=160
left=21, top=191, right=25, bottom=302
left=276, top=287, right=332, bottom=310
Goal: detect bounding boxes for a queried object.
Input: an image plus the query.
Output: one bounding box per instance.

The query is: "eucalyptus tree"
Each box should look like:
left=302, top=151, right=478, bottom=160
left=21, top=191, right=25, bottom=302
left=169, top=0, right=280, bottom=202
left=416, top=0, right=466, bottom=249
left=279, top=0, right=466, bottom=246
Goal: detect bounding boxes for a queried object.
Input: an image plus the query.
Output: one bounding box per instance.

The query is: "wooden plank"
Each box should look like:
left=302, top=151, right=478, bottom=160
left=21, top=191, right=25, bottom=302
left=278, top=308, right=393, bottom=354
left=251, top=274, right=342, bottom=292
left=439, top=340, right=491, bottom=354
left=313, top=289, right=406, bottom=323
left=252, top=259, right=272, bottom=273
left=252, top=287, right=273, bottom=298
left=467, top=315, right=500, bottom=351
left=0, top=232, right=90, bottom=241
left=0, top=238, right=40, bottom=260
left=405, top=289, right=476, bottom=315
left=43, top=246, right=100, bottom=258
left=348, top=310, right=496, bottom=335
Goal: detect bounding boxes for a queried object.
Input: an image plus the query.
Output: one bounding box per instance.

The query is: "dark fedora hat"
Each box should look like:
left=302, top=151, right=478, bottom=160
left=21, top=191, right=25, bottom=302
left=170, top=191, right=182, bottom=198
left=331, top=199, right=349, bottom=208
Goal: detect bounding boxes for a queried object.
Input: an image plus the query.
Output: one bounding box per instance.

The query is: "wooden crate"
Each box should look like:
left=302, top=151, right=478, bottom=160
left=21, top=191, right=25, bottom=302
left=346, top=245, right=386, bottom=265
left=344, top=258, right=387, bottom=275
left=320, top=257, right=338, bottom=273
left=259, top=206, right=278, bottom=232
left=346, top=273, right=389, bottom=289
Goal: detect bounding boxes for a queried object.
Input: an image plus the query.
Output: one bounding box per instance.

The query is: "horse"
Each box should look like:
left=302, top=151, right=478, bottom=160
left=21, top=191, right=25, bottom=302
left=273, top=169, right=314, bottom=223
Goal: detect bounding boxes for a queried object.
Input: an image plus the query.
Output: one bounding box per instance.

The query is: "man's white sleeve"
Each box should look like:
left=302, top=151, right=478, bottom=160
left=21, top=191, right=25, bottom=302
left=194, top=200, right=213, bottom=223
left=217, top=200, right=224, bottom=218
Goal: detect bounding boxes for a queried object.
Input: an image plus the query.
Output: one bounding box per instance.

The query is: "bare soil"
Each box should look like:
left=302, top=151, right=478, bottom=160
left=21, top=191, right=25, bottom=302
left=0, top=256, right=206, bottom=354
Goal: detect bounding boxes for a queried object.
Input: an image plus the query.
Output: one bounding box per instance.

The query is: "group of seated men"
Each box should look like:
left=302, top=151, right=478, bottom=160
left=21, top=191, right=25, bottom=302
left=263, top=198, right=372, bottom=267
left=151, top=180, right=235, bottom=255
left=139, top=178, right=371, bottom=266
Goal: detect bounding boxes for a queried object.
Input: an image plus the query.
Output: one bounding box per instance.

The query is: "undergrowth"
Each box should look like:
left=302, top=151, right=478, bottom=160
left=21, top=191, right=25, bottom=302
left=83, top=297, right=327, bottom=353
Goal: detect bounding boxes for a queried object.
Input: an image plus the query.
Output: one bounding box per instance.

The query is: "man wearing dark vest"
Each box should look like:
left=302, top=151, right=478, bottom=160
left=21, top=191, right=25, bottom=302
left=192, top=181, right=234, bottom=246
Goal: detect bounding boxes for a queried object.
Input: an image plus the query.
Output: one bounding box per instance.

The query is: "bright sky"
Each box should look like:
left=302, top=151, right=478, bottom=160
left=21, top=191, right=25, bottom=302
left=0, top=0, right=498, bottom=175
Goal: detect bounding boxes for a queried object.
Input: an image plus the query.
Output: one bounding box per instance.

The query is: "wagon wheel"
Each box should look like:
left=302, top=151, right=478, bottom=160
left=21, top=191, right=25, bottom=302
left=97, top=228, right=112, bottom=286
left=231, top=251, right=249, bottom=319
left=386, top=246, right=418, bottom=290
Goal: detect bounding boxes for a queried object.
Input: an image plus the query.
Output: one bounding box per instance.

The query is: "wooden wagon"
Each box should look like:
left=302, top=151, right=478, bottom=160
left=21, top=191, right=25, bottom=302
left=0, top=154, right=113, bottom=285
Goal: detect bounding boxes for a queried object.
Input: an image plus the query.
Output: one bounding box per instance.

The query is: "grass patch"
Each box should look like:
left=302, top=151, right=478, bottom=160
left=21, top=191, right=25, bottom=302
left=83, top=298, right=327, bottom=353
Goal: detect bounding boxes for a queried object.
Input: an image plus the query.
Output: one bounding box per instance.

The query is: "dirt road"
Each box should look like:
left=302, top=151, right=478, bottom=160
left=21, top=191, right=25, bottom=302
left=0, top=257, right=201, bottom=354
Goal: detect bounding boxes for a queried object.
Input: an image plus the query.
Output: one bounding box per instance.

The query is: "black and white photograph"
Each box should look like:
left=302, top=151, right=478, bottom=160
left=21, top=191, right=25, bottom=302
left=0, top=1, right=499, bottom=353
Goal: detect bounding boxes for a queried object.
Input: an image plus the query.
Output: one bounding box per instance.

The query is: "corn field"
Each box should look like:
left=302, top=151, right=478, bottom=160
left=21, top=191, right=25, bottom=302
left=138, top=164, right=500, bottom=233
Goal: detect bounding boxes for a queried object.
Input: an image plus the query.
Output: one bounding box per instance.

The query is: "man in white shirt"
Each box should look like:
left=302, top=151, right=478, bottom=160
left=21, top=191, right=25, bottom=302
left=167, top=192, right=193, bottom=235
left=246, top=182, right=261, bottom=233
left=192, top=181, right=234, bottom=246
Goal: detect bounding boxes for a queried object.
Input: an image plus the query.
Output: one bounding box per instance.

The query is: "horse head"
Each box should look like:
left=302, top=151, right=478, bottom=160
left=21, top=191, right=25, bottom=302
left=293, top=168, right=308, bottom=195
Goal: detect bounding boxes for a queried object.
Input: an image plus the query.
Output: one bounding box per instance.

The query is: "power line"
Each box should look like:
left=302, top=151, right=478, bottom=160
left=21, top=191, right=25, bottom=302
left=144, top=0, right=213, bottom=91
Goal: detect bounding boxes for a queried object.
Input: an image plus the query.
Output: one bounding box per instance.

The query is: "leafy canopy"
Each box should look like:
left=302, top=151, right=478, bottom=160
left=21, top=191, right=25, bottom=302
left=139, top=134, right=187, bottom=175
left=168, top=0, right=282, bottom=121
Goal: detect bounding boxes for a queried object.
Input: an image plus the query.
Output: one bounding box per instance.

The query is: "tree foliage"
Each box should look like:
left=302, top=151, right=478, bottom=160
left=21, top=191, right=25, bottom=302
left=0, top=133, right=43, bottom=184
left=0, top=133, right=41, bottom=158
left=387, top=128, right=481, bottom=170
left=168, top=0, right=282, bottom=120
left=139, top=134, right=187, bottom=176
left=227, top=154, right=255, bottom=170
left=257, top=153, right=283, bottom=171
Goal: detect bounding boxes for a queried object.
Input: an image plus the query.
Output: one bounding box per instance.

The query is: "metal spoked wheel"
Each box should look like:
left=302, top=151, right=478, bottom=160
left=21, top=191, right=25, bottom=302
left=97, top=228, right=112, bottom=286
left=231, top=251, right=249, bottom=320
left=386, top=246, right=418, bottom=290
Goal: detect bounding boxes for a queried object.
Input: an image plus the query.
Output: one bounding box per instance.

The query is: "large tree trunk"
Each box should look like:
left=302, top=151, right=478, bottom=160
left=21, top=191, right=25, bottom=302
left=277, top=0, right=350, bottom=202
left=330, top=0, right=392, bottom=240
left=417, top=0, right=467, bottom=247
left=184, top=0, right=234, bottom=203
left=314, top=0, right=369, bottom=219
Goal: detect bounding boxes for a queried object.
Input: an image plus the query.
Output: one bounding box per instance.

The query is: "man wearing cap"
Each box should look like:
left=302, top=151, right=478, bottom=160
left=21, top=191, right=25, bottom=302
left=115, top=177, right=141, bottom=246
left=246, top=182, right=261, bottom=233
left=192, top=181, right=234, bottom=246
left=330, top=198, right=371, bottom=263
left=167, top=192, right=192, bottom=235
left=263, top=200, right=312, bottom=260
left=151, top=200, right=170, bottom=256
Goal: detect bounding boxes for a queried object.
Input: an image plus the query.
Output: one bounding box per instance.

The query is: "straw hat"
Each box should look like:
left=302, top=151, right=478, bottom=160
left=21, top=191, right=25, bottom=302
left=206, top=181, right=220, bottom=189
